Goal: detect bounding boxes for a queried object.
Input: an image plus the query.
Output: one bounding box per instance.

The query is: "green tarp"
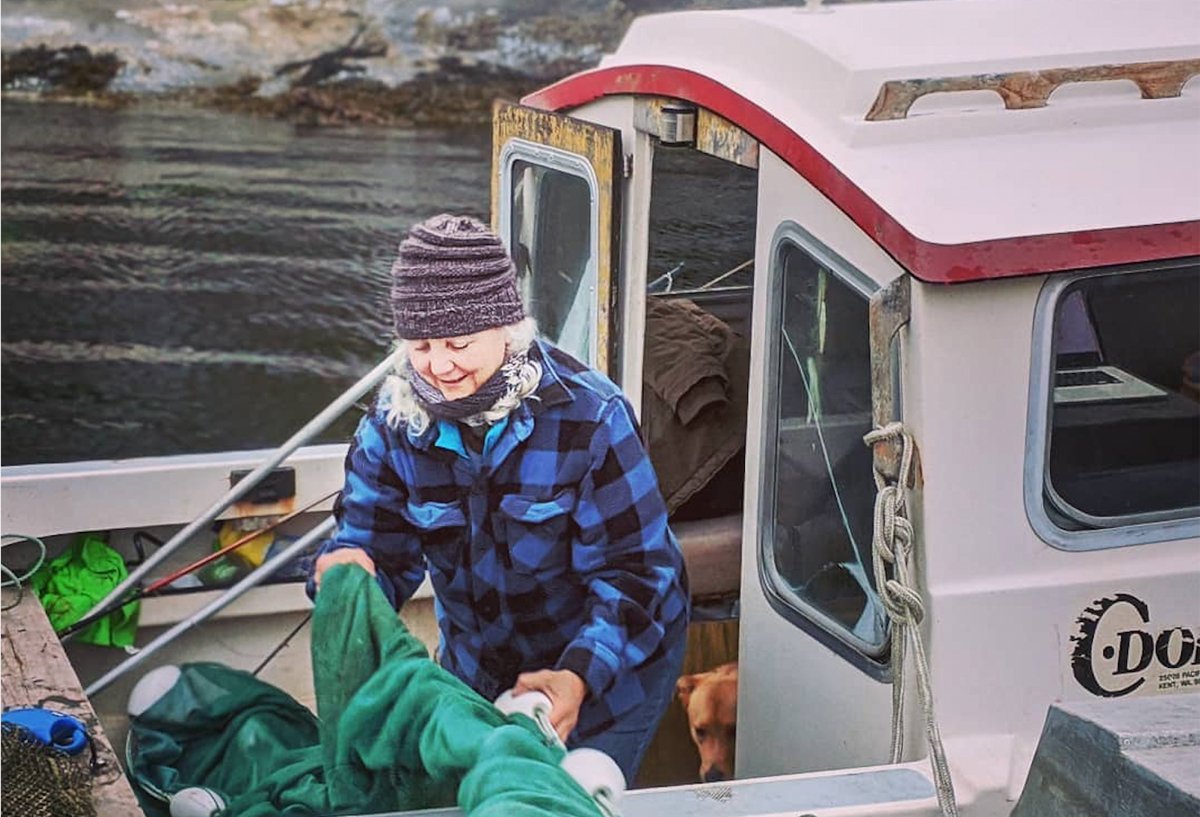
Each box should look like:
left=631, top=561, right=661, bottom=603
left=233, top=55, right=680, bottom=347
left=31, top=534, right=139, bottom=647
left=127, top=563, right=603, bottom=817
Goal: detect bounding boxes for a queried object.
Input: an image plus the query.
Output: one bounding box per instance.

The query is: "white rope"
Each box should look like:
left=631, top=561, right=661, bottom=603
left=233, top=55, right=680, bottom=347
left=696, top=258, right=754, bottom=291
left=864, top=422, right=958, bottom=817
left=1, top=534, right=48, bottom=612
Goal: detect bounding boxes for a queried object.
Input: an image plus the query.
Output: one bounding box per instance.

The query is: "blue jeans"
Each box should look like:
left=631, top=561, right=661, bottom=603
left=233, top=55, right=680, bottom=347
left=567, top=625, right=688, bottom=785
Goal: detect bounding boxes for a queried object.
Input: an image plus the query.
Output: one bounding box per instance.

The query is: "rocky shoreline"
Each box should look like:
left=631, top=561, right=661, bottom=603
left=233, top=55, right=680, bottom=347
left=1, top=1, right=645, bottom=125
left=175, top=64, right=542, bottom=127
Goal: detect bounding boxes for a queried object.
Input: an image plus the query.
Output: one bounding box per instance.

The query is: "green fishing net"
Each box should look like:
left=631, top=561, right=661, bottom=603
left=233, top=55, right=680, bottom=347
left=126, top=563, right=603, bottom=817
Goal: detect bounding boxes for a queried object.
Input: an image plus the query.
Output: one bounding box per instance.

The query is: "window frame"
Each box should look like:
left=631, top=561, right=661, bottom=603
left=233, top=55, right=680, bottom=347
left=757, top=222, right=892, bottom=679
left=1023, top=259, right=1200, bottom=551
left=498, top=139, right=602, bottom=367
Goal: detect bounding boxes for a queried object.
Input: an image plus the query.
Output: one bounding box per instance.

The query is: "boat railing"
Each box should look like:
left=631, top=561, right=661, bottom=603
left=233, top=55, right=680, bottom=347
left=71, top=350, right=400, bottom=641
left=84, top=516, right=337, bottom=696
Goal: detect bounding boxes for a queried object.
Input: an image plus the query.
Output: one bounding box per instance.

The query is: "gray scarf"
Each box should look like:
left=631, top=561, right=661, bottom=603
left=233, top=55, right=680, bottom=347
left=402, top=350, right=528, bottom=422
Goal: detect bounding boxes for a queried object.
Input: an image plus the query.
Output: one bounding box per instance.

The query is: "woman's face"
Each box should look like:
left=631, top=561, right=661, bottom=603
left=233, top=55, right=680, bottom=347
left=408, top=327, right=508, bottom=400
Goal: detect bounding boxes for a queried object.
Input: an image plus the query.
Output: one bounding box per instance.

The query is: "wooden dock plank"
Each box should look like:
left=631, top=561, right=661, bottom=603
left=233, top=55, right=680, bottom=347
left=2, top=588, right=145, bottom=816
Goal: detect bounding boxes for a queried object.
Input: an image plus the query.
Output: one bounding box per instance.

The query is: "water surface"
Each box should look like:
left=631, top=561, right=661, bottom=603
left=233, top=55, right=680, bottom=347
left=2, top=101, right=492, bottom=464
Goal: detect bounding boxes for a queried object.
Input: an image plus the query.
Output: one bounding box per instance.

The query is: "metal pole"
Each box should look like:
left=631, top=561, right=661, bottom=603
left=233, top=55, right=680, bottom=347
left=73, top=350, right=396, bottom=634
left=85, top=515, right=336, bottom=697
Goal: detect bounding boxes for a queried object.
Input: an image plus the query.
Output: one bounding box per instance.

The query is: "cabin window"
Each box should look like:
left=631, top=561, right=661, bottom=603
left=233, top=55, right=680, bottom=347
left=1038, top=263, right=1200, bottom=539
left=503, top=152, right=597, bottom=365
left=506, top=157, right=595, bottom=362
left=493, top=104, right=620, bottom=372
left=761, top=235, right=888, bottom=658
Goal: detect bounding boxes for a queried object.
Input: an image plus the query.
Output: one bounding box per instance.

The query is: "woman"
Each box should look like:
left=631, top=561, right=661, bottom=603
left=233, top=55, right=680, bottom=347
left=310, top=213, right=690, bottom=784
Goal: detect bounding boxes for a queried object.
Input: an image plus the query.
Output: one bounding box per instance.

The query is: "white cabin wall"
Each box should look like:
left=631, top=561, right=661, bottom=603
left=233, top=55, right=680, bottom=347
left=737, top=148, right=907, bottom=778
left=907, top=275, right=1200, bottom=799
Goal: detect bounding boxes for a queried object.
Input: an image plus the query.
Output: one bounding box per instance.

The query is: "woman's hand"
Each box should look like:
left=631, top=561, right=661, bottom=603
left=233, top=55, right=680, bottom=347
left=513, top=668, right=588, bottom=742
left=312, top=548, right=376, bottom=591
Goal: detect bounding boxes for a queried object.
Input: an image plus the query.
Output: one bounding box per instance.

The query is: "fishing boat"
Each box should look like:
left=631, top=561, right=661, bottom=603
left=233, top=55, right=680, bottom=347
left=3, top=0, right=1198, bottom=814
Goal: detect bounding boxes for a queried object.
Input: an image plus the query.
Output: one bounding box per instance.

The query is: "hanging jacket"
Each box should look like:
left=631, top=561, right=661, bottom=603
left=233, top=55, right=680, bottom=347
left=309, top=341, right=689, bottom=740
left=639, top=296, right=750, bottom=516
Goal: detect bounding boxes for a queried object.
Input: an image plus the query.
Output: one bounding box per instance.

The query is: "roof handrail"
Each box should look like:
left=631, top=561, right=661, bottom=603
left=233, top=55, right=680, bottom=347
left=866, top=58, right=1200, bottom=121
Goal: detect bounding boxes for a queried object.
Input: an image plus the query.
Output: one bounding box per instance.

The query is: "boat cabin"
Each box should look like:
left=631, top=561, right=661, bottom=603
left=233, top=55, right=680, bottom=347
left=2, top=1, right=1198, bottom=815
left=489, top=0, right=1200, bottom=792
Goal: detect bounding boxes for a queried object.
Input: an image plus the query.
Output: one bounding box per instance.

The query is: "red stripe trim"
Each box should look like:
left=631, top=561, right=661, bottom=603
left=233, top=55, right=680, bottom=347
left=523, top=65, right=1200, bottom=283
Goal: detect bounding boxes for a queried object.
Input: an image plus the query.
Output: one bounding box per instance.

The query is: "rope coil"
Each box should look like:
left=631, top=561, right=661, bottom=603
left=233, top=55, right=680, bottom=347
left=1, top=534, right=48, bottom=612
left=864, top=422, right=958, bottom=817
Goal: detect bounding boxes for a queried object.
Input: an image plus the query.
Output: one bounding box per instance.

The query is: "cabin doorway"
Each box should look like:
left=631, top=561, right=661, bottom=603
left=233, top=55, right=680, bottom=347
left=489, top=99, right=760, bottom=787
left=636, top=141, right=758, bottom=787
left=642, top=145, right=757, bottom=523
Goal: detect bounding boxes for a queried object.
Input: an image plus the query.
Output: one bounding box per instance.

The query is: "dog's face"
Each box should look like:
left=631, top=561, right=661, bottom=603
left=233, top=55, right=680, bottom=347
left=676, top=662, right=738, bottom=782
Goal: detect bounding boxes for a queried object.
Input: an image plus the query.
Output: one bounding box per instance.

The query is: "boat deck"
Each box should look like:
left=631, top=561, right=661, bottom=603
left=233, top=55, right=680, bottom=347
left=2, top=588, right=145, bottom=816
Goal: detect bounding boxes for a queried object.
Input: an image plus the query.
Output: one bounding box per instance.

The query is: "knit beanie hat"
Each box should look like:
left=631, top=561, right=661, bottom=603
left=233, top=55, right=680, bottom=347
left=389, top=214, right=527, bottom=339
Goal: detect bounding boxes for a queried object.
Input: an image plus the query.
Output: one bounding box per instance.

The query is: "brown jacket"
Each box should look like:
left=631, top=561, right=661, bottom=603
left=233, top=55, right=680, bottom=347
left=641, top=297, right=749, bottom=514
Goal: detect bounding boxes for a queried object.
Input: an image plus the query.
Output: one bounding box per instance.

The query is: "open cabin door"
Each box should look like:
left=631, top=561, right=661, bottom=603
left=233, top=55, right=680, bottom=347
left=736, top=206, right=900, bottom=778
left=491, top=101, right=621, bottom=375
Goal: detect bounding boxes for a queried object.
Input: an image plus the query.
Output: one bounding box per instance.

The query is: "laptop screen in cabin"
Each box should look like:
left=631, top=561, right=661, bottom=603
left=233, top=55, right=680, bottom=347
left=1054, top=289, right=1104, bottom=369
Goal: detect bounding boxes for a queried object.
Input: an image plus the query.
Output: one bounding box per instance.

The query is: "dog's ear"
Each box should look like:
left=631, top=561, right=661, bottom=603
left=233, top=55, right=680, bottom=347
left=676, top=673, right=699, bottom=709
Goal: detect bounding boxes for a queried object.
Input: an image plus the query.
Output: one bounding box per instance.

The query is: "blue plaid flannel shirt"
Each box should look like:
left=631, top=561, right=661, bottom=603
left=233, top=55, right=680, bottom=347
left=309, top=341, right=690, bottom=739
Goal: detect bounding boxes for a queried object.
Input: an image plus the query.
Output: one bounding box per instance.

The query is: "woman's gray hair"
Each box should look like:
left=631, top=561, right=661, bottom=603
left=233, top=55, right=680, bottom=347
left=379, top=317, right=541, bottom=434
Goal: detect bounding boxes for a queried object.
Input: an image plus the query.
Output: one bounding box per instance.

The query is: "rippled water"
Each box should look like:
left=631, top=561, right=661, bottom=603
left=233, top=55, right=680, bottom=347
left=2, top=101, right=492, bottom=465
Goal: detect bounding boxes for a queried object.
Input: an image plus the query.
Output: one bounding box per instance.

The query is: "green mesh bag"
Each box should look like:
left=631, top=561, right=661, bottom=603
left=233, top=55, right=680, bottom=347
left=126, top=563, right=602, bottom=817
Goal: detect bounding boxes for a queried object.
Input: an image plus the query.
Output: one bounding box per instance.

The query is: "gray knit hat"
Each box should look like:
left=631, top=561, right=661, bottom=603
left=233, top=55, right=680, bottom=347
left=389, top=214, right=526, bottom=339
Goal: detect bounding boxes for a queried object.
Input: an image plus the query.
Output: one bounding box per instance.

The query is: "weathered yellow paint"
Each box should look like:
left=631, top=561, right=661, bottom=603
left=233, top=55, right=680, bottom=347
left=491, top=100, right=621, bottom=375
left=697, top=109, right=759, bottom=169
left=634, top=97, right=759, bottom=169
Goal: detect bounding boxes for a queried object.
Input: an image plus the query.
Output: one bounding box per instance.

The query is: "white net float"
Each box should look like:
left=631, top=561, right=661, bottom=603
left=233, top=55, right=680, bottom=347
left=494, top=688, right=561, bottom=747
left=127, top=665, right=182, bottom=718
left=494, top=688, right=553, bottom=722
left=560, top=747, right=626, bottom=817
left=168, top=786, right=226, bottom=817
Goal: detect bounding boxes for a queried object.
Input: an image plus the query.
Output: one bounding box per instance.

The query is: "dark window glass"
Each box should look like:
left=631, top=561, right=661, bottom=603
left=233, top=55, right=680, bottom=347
left=1046, top=265, right=1200, bottom=525
left=508, top=160, right=594, bottom=362
left=766, top=241, right=886, bottom=653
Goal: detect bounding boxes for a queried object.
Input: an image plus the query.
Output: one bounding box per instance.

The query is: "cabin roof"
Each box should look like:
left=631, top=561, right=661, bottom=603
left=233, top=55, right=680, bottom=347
left=523, top=0, right=1200, bottom=283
